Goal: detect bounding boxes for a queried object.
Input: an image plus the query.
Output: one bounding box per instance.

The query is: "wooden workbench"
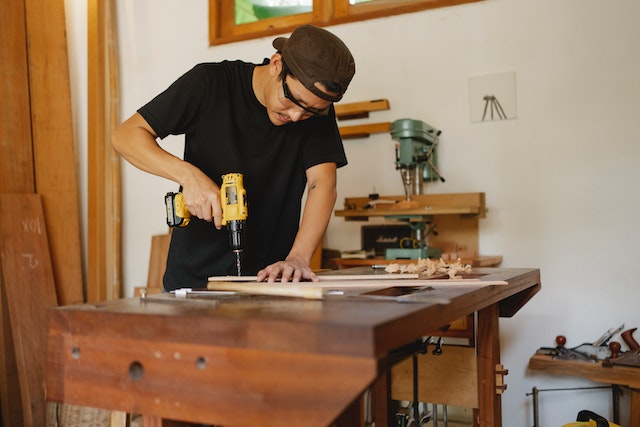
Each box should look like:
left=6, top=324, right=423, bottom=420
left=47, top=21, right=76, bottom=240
left=529, top=354, right=640, bottom=425
left=46, top=267, right=540, bottom=427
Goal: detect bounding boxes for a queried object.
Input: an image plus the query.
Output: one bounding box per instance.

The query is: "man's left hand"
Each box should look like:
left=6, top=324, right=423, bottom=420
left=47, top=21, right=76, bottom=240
left=257, top=257, right=318, bottom=283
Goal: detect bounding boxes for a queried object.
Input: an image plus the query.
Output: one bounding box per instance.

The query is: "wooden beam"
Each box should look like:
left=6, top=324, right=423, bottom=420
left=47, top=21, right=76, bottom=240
left=0, top=1, right=32, bottom=423
left=87, top=0, right=122, bottom=302
left=24, top=0, right=84, bottom=306
left=335, top=99, right=391, bottom=139
left=0, top=0, right=34, bottom=194
left=0, top=194, right=58, bottom=426
left=339, top=122, right=392, bottom=139
left=335, top=99, right=390, bottom=121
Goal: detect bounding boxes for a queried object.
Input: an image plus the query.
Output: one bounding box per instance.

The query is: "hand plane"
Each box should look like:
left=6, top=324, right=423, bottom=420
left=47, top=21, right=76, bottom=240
left=603, top=327, right=640, bottom=368
left=536, top=335, right=596, bottom=362
left=568, top=324, right=625, bottom=360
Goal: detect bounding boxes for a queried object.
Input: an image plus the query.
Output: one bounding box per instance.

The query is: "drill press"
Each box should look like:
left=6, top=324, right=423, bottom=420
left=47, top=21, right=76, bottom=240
left=385, top=118, right=444, bottom=260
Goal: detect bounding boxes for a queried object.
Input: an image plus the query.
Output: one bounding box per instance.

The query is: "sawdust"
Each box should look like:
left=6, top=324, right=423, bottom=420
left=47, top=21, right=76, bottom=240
left=385, top=258, right=472, bottom=279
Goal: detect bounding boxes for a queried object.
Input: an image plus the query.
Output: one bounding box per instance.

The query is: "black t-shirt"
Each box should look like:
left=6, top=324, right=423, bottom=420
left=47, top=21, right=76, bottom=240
left=138, top=60, right=347, bottom=290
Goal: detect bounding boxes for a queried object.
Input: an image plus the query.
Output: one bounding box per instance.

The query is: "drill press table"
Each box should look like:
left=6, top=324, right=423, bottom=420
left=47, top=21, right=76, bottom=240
left=46, top=267, right=540, bottom=427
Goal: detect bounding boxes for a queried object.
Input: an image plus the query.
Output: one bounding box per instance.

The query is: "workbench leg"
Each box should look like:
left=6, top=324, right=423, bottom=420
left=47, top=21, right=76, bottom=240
left=476, top=304, right=502, bottom=427
left=371, top=370, right=395, bottom=427
left=141, top=414, right=162, bottom=427
left=630, top=389, right=640, bottom=427
left=333, top=395, right=364, bottom=427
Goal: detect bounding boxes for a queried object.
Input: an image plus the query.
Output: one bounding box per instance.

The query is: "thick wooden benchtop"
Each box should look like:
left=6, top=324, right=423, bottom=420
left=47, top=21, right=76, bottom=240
left=47, top=267, right=540, bottom=427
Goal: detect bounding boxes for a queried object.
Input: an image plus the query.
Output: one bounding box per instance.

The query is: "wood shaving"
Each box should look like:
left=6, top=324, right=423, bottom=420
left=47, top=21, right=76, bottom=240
left=385, top=258, right=472, bottom=279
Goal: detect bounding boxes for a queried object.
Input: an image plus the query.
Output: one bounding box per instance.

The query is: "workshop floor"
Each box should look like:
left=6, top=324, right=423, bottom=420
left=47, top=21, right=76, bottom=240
left=129, top=414, right=474, bottom=426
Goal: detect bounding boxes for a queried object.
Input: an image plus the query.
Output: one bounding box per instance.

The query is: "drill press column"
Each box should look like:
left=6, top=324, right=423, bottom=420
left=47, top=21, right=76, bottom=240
left=392, top=118, right=442, bottom=199
left=387, top=119, right=443, bottom=260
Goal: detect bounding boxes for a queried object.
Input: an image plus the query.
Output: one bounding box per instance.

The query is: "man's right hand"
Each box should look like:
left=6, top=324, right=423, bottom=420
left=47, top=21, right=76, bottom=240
left=180, top=171, right=223, bottom=230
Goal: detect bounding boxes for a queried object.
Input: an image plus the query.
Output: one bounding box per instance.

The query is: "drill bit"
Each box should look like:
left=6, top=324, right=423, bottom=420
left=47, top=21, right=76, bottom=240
left=235, top=251, right=242, bottom=276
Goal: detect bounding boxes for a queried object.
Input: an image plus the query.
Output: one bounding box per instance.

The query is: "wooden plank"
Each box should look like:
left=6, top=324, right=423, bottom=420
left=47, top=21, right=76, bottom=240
left=24, top=0, right=84, bottom=306
left=207, top=282, right=325, bottom=299
left=87, top=0, right=122, bottom=302
left=528, top=354, right=640, bottom=389
left=0, top=274, right=24, bottom=426
left=391, top=345, right=478, bottom=408
left=0, top=0, right=35, bottom=193
left=335, top=99, right=390, bottom=120
left=0, top=194, right=58, bottom=426
left=208, top=273, right=419, bottom=282
left=339, top=192, right=486, bottom=211
left=1, top=1, right=34, bottom=424
left=339, top=122, right=392, bottom=139
left=145, top=233, right=172, bottom=294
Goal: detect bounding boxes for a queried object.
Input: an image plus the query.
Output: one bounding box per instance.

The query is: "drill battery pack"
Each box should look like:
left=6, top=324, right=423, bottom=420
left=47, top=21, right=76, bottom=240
left=165, top=192, right=191, bottom=227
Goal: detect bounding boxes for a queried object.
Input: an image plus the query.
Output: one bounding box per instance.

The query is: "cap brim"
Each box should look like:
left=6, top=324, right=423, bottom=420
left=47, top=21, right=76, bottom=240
left=272, top=37, right=287, bottom=51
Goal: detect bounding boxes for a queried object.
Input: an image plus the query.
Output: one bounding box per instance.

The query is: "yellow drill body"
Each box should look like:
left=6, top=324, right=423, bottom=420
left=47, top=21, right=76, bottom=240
left=220, top=173, right=248, bottom=227
left=165, top=172, right=248, bottom=275
left=220, top=173, right=248, bottom=276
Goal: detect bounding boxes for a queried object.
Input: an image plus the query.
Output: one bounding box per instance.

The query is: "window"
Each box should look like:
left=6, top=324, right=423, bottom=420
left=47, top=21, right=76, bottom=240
left=209, top=0, right=481, bottom=45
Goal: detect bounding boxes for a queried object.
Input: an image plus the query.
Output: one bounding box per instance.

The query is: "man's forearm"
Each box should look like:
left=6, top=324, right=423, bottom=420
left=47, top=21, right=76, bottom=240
left=286, top=166, right=337, bottom=264
left=112, top=112, right=191, bottom=184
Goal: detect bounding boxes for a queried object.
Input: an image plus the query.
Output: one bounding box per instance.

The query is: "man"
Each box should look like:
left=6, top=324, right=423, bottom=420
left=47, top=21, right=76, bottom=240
left=112, top=25, right=355, bottom=291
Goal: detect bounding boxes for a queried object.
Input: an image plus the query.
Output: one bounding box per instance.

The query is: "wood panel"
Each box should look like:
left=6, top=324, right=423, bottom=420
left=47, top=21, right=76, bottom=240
left=0, top=0, right=34, bottom=193
left=0, top=275, right=24, bottom=426
left=145, top=232, right=171, bottom=294
left=0, top=0, right=32, bottom=422
left=0, top=194, right=58, bottom=426
left=392, top=345, right=478, bottom=408
left=87, top=0, right=122, bottom=302
left=0, top=1, right=32, bottom=423
left=24, top=0, right=84, bottom=306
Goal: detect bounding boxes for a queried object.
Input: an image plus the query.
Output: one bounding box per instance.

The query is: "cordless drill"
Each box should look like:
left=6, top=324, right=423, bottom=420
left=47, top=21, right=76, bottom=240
left=220, top=173, right=248, bottom=276
left=165, top=172, right=248, bottom=275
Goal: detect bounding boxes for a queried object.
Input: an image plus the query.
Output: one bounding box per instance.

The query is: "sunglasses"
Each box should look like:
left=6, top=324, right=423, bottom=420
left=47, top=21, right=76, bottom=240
left=281, top=68, right=330, bottom=117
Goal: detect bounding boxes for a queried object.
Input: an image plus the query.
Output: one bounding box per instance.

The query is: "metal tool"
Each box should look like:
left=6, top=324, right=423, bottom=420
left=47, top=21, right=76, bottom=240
left=386, top=119, right=445, bottom=261
left=570, top=324, right=625, bottom=360
left=604, top=350, right=640, bottom=368
left=603, top=327, right=640, bottom=368
left=536, top=335, right=596, bottom=362
left=165, top=172, right=248, bottom=276
left=392, top=118, right=444, bottom=199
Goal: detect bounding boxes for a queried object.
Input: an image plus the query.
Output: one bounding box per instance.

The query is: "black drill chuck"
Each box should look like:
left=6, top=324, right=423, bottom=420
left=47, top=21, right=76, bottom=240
left=227, top=220, right=245, bottom=252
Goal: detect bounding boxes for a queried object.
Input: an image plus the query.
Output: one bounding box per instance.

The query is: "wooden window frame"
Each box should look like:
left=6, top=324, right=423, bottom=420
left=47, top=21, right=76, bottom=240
left=209, top=0, right=481, bottom=46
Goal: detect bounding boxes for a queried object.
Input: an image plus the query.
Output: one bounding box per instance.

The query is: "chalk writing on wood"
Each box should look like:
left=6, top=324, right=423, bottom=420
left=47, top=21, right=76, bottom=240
left=21, top=254, right=39, bottom=269
left=22, top=217, right=42, bottom=234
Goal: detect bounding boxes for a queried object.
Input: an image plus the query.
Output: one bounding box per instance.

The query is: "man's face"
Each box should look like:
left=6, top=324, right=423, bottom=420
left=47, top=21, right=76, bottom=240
left=267, top=59, right=334, bottom=126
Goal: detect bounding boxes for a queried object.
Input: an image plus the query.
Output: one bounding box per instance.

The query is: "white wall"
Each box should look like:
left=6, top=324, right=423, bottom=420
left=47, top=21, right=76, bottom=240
left=65, top=0, right=640, bottom=425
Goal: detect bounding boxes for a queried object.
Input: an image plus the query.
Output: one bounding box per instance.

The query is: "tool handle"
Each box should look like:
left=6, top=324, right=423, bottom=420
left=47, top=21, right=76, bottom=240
left=621, top=328, right=640, bottom=351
